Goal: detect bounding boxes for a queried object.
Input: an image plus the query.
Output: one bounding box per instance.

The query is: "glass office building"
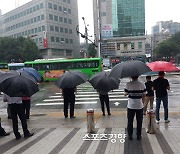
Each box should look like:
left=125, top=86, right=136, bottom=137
left=112, top=0, right=145, bottom=37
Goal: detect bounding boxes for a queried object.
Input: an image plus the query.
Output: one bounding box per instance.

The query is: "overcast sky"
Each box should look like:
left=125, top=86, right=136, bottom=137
left=0, top=0, right=180, bottom=42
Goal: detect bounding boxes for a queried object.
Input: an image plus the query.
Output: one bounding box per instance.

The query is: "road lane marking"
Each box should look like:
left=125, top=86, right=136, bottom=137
left=36, top=101, right=97, bottom=106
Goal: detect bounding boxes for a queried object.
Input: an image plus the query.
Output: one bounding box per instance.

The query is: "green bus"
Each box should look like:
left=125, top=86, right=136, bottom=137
left=24, top=58, right=103, bottom=81
left=0, top=62, right=9, bottom=72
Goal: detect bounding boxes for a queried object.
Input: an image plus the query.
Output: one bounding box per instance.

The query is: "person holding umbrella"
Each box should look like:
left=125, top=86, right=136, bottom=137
left=62, top=87, right=77, bottom=118
left=97, top=89, right=111, bottom=116
left=55, top=71, right=88, bottom=119
left=3, top=94, right=34, bottom=140
left=124, top=76, right=146, bottom=140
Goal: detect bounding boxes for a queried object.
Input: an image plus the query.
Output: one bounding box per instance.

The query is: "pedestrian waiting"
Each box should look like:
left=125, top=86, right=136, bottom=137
left=143, top=76, right=154, bottom=115
left=153, top=71, right=170, bottom=124
left=124, top=76, right=146, bottom=140
left=3, top=94, right=34, bottom=140
left=97, top=89, right=111, bottom=116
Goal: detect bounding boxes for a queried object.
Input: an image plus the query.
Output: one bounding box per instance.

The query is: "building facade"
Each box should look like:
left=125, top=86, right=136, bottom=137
left=152, top=20, right=180, bottom=34
left=93, top=0, right=145, bottom=59
left=0, top=0, right=80, bottom=59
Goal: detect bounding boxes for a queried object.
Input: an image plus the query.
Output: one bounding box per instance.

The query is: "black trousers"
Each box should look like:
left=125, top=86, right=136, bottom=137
left=22, top=99, right=31, bottom=119
left=99, top=94, right=110, bottom=114
left=9, top=104, right=29, bottom=137
left=64, top=95, right=75, bottom=117
left=127, top=108, right=143, bottom=137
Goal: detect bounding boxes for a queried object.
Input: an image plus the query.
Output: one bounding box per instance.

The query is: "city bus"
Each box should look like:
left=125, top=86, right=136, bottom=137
left=110, top=55, right=146, bottom=67
left=8, top=63, right=25, bottom=70
left=24, top=58, right=103, bottom=81
left=0, top=62, right=9, bottom=72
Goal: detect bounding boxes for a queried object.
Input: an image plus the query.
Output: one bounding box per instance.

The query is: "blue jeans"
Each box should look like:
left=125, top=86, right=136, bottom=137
left=155, top=96, right=168, bottom=121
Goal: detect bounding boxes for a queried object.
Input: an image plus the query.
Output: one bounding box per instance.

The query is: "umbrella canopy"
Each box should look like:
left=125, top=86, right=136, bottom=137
left=89, top=71, right=120, bottom=92
left=109, top=60, right=152, bottom=78
left=0, top=72, right=39, bottom=97
left=55, top=71, right=88, bottom=88
left=147, top=61, right=179, bottom=72
left=17, top=67, right=43, bottom=82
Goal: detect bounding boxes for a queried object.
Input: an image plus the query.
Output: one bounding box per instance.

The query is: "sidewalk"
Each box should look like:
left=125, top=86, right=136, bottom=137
left=0, top=108, right=180, bottom=154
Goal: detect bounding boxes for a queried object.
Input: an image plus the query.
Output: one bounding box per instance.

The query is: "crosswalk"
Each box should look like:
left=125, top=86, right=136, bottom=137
left=35, top=82, right=128, bottom=108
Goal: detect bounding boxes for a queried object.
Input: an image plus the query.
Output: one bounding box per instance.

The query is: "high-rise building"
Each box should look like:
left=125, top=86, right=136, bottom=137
left=0, top=0, right=80, bottom=59
left=93, top=0, right=145, bottom=60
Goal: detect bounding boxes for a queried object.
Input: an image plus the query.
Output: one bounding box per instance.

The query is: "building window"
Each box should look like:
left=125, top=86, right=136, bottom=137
left=61, top=38, right=65, bottom=42
left=55, top=26, right=59, bottom=32
left=37, top=16, right=40, bottom=21
left=48, top=3, right=52, bottom=9
left=54, top=15, right=58, bottom=21
left=41, top=14, right=44, bottom=20
left=64, top=18, right=67, bottom=23
left=68, top=9, right=71, bottom=14
left=40, top=3, right=43, bottom=9
left=69, top=29, right=72, bottom=34
left=38, top=27, right=42, bottom=32
left=50, top=25, right=54, bottom=31
left=131, top=43, right=135, bottom=49
left=124, top=43, right=127, bottom=50
left=68, top=19, right=72, bottom=24
left=60, top=27, right=64, bottom=32
left=42, top=26, right=45, bottom=31
left=102, top=12, right=106, bottom=16
left=49, top=14, right=53, bottom=20
left=59, top=17, right=63, bottom=22
left=53, top=4, right=57, bottom=10
left=65, top=28, right=68, bottom=33
left=56, top=37, right=59, bottom=42
left=59, top=6, right=62, bottom=12
left=117, top=43, right=120, bottom=50
left=51, top=36, right=55, bottom=42
left=70, top=39, right=73, bottom=44
left=66, top=50, right=72, bottom=56
left=138, top=42, right=142, bottom=49
left=67, top=0, right=70, bottom=3
left=65, top=38, right=69, bottom=43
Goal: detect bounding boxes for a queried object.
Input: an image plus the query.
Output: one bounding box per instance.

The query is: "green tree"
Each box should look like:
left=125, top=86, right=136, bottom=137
left=0, top=37, right=42, bottom=62
left=153, top=39, right=179, bottom=60
left=88, top=43, right=97, bottom=58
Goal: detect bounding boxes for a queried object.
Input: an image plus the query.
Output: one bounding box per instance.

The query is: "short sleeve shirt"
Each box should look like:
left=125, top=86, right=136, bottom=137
left=145, top=81, right=154, bottom=96
left=124, top=80, right=146, bottom=109
left=153, top=77, right=169, bottom=98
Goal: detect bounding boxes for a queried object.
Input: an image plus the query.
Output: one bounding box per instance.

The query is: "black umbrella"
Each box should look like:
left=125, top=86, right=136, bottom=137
left=17, top=67, right=43, bottom=82
left=0, top=72, right=39, bottom=97
left=55, top=71, right=88, bottom=88
left=109, top=60, right=152, bottom=78
left=89, top=71, right=120, bottom=92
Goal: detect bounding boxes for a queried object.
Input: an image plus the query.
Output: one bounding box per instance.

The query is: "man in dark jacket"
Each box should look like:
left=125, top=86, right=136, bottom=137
left=153, top=71, right=170, bottom=124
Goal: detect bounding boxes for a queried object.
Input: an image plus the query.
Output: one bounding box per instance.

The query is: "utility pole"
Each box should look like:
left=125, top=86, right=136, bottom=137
left=82, top=17, right=89, bottom=58
left=97, top=0, right=101, bottom=58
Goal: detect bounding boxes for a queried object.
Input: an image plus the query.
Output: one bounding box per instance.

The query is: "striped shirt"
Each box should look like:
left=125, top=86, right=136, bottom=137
left=124, top=80, right=146, bottom=109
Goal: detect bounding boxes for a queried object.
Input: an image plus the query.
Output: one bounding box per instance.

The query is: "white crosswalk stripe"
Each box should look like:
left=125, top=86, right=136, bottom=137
left=36, top=82, right=128, bottom=106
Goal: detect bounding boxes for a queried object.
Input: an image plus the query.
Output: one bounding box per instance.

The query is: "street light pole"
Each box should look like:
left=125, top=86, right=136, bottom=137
left=82, top=17, right=89, bottom=58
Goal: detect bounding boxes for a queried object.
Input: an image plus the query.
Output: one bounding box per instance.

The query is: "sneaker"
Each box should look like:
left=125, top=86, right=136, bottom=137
left=70, top=116, right=76, bottom=119
left=165, top=119, right=170, bottom=123
left=108, top=113, right=111, bottom=116
left=102, top=113, right=105, bottom=116
left=156, top=120, right=160, bottom=124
